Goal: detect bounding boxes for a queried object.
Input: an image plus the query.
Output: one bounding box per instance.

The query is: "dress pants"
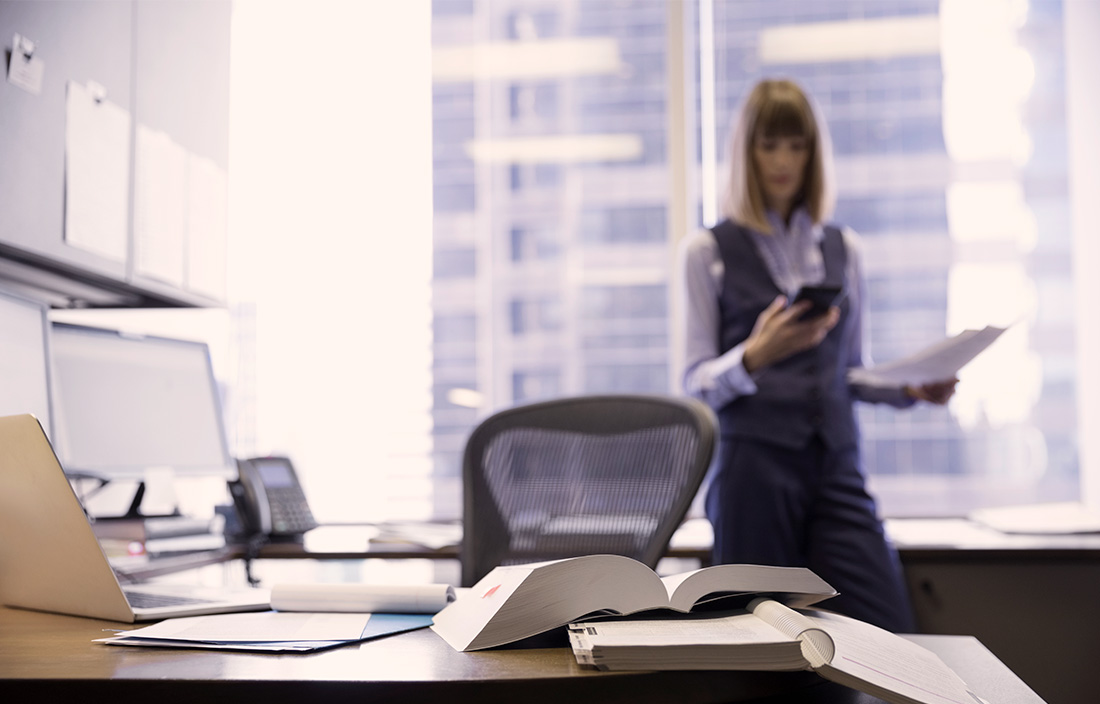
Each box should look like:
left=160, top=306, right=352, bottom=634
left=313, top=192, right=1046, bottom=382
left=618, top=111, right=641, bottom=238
left=705, top=434, right=915, bottom=633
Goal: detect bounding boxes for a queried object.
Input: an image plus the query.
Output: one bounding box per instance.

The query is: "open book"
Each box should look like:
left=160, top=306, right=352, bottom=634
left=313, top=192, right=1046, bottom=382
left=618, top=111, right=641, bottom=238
left=849, top=325, right=1006, bottom=387
left=430, top=555, right=837, bottom=651
left=569, top=598, right=987, bottom=704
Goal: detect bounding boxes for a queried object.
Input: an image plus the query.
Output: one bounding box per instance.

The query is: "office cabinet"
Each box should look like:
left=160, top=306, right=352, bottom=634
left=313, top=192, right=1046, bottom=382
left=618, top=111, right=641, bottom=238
left=128, top=0, right=231, bottom=305
left=0, top=0, right=230, bottom=307
left=904, top=554, right=1100, bottom=704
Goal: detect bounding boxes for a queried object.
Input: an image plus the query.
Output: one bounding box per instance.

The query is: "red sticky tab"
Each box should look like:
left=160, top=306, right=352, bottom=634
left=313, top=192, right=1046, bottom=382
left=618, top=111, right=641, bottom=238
left=481, top=584, right=501, bottom=599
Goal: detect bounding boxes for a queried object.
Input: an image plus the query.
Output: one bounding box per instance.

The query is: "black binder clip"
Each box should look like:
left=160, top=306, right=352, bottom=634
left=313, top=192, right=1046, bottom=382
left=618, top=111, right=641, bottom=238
left=14, top=34, right=35, bottom=60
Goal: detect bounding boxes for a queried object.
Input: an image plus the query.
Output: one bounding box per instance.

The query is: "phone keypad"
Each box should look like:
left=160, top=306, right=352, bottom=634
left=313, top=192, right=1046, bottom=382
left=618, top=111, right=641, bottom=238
left=268, top=488, right=317, bottom=534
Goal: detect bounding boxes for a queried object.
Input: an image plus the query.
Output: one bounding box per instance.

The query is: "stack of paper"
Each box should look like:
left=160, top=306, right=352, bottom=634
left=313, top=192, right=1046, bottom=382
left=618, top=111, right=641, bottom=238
left=97, top=611, right=433, bottom=652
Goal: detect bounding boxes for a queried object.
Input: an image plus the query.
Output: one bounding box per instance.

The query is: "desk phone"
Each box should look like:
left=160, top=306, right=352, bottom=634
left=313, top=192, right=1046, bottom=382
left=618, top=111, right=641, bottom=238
left=230, top=456, right=318, bottom=540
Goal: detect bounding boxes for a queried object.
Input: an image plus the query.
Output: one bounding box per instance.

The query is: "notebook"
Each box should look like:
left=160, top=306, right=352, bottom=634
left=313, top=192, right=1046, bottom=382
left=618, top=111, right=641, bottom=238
left=0, top=413, right=270, bottom=622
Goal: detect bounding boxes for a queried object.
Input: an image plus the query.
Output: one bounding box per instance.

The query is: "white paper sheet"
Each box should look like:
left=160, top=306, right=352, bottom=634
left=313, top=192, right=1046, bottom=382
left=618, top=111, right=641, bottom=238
left=108, top=611, right=372, bottom=642
left=95, top=611, right=434, bottom=652
left=849, top=325, right=1006, bottom=386
left=133, top=125, right=187, bottom=286
left=64, top=81, right=130, bottom=262
left=7, top=34, right=45, bottom=94
left=185, top=154, right=228, bottom=299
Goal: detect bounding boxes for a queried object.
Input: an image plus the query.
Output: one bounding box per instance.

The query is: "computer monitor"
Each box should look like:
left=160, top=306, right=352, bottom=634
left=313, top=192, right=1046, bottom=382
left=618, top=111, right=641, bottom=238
left=0, top=288, right=53, bottom=438
left=48, top=322, right=236, bottom=485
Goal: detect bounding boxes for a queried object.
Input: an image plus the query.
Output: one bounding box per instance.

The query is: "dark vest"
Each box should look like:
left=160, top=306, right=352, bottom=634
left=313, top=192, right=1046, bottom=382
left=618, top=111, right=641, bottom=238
left=711, top=219, right=858, bottom=451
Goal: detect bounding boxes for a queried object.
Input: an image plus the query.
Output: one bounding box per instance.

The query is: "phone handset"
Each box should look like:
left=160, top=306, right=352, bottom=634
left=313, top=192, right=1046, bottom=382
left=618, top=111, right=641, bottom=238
left=228, top=456, right=318, bottom=542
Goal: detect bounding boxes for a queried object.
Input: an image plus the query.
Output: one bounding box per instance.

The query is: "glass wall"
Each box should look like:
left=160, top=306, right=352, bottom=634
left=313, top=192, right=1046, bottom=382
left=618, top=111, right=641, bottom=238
left=431, top=0, right=672, bottom=516
left=704, top=0, right=1074, bottom=514
left=430, top=0, right=1078, bottom=519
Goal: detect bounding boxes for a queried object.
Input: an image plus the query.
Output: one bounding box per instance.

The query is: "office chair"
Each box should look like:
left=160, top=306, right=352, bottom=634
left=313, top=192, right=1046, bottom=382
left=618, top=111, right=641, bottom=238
left=460, top=394, right=717, bottom=587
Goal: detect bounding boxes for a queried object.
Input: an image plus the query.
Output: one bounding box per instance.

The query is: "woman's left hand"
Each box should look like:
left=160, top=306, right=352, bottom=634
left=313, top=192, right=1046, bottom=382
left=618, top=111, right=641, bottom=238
left=906, top=378, right=958, bottom=405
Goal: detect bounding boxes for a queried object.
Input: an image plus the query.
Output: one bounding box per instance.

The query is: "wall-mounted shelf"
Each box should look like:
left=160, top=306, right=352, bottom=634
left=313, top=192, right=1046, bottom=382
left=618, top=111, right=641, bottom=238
left=0, top=244, right=219, bottom=309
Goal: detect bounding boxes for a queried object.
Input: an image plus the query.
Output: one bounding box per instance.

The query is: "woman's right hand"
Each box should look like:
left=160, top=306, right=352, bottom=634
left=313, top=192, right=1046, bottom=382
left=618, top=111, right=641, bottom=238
left=742, top=295, right=839, bottom=373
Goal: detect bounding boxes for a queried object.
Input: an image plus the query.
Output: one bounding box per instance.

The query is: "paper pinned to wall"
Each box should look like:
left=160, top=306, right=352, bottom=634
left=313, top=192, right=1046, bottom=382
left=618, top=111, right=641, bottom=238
left=186, top=154, right=228, bottom=300
left=7, top=33, right=45, bottom=95
left=64, top=80, right=130, bottom=262
left=133, top=125, right=187, bottom=286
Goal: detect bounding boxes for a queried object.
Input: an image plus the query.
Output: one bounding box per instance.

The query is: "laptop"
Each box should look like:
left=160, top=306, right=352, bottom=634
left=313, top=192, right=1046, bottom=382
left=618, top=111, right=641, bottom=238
left=0, top=413, right=271, bottom=622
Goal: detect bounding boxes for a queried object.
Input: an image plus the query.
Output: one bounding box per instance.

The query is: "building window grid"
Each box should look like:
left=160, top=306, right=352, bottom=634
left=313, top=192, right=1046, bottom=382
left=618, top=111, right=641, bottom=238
left=430, top=0, right=1077, bottom=518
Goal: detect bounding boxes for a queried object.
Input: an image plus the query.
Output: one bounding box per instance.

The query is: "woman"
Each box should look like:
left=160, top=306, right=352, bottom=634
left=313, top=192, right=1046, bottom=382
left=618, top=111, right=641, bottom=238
left=679, top=79, right=956, bottom=632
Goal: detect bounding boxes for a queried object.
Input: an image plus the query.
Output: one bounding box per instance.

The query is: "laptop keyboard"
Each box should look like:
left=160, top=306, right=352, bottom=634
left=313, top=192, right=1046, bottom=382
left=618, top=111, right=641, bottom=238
left=124, top=590, right=211, bottom=609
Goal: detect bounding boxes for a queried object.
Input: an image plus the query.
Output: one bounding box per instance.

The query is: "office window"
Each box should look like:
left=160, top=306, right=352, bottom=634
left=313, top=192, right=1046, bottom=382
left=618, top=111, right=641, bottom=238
left=512, top=369, right=561, bottom=403
left=434, top=313, right=476, bottom=343
left=510, top=225, right=560, bottom=262
left=579, top=206, right=667, bottom=244
left=509, top=83, right=560, bottom=123
left=584, top=363, right=666, bottom=395
left=433, top=183, right=477, bottom=212
left=580, top=284, right=666, bottom=320
left=431, top=0, right=670, bottom=517
left=704, top=0, right=1077, bottom=514
left=509, top=163, right=563, bottom=191
left=435, top=248, right=477, bottom=278
left=834, top=193, right=949, bottom=234
left=507, top=9, right=560, bottom=40
left=429, top=0, right=1088, bottom=522
left=510, top=297, right=563, bottom=335
left=433, top=0, right=473, bottom=17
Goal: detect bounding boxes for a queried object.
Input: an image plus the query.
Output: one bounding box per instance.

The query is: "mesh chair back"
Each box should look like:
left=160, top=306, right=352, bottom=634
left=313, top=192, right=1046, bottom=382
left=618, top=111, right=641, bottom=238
left=460, top=394, right=717, bottom=586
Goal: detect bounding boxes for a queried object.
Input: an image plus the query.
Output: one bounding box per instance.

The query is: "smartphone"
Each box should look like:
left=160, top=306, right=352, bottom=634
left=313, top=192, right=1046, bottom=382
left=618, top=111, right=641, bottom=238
left=792, top=285, right=844, bottom=320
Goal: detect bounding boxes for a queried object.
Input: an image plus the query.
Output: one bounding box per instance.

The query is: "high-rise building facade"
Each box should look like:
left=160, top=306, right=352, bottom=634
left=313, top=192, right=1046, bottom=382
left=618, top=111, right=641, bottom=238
left=430, top=0, right=1075, bottom=519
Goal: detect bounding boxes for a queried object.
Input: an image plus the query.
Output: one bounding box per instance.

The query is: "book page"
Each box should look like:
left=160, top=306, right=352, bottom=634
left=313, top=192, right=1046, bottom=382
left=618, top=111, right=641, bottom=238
left=806, top=611, right=980, bottom=704
left=572, top=611, right=794, bottom=646
left=431, top=555, right=668, bottom=651
left=663, top=564, right=838, bottom=612
left=749, top=598, right=835, bottom=667
left=430, top=563, right=539, bottom=651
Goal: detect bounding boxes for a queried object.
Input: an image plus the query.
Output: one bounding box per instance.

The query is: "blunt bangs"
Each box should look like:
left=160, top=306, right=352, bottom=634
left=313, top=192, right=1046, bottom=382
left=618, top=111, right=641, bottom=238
left=755, top=91, right=815, bottom=142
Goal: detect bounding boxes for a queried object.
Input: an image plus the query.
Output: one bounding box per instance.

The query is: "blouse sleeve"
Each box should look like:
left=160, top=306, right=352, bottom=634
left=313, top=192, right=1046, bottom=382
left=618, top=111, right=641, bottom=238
left=678, top=228, right=759, bottom=412
left=842, top=227, right=915, bottom=408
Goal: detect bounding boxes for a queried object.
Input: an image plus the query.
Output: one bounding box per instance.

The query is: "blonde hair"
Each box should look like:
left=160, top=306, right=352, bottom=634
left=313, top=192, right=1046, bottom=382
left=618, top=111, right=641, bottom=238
left=720, top=79, right=836, bottom=234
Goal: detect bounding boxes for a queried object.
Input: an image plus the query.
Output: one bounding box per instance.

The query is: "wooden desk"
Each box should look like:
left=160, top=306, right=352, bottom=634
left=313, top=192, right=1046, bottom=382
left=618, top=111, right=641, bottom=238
left=0, top=606, right=1044, bottom=704
left=115, top=519, right=1090, bottom=702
